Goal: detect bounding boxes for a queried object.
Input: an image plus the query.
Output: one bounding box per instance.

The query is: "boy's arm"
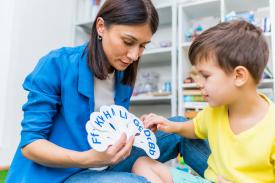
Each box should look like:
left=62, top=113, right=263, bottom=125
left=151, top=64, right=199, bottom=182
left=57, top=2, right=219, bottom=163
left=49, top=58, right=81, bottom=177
left=173, top=120, right=197, bottom=139
left=142, top=113, right=197, bottom=139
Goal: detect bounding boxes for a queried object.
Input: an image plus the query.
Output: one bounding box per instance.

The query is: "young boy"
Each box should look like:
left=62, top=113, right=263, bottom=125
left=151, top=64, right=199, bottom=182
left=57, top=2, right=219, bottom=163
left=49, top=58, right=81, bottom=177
left=132, top=20, right=275, bottom=183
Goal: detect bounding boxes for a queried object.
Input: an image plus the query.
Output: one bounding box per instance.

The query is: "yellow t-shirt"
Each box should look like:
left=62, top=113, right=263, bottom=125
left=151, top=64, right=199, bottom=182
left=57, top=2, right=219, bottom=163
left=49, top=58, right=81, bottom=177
left=193, top=95, right=275, bottom=183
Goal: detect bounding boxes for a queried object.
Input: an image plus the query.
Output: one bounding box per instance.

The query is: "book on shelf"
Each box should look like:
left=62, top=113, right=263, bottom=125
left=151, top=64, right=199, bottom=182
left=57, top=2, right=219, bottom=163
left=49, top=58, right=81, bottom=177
left=183, top=89, right=202, bottom=95
left=184, top=102, right=208, bottom=109
left=183, top=95, right=204, bottom=102
left=184, top=110, right=199, bottom=119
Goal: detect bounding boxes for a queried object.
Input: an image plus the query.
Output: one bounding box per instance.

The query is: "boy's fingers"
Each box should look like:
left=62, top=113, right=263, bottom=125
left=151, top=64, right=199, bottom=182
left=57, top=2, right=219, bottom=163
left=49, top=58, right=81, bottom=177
left=146, top=120, right=158, bottom=128
left=151, top=126, right=157, bottom=133
left=140, top=114, right=148, bottom=121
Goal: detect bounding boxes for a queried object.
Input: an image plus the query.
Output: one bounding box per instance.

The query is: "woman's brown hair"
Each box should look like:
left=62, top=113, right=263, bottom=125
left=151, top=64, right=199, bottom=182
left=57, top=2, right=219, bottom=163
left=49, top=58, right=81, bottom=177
left=88, top=0, right=159, bottom=87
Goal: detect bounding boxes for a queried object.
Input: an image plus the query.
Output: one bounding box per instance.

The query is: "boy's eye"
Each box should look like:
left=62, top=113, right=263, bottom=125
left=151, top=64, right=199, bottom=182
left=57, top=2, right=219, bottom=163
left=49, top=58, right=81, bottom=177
left=202, top=75, right=209, bottom=79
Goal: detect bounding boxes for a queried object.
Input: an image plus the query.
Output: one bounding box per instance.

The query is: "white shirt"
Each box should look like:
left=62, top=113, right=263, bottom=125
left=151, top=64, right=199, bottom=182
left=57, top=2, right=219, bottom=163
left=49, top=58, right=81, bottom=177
left=90, top=72, right=115, bottom=170
left=94, top=72, right=115, bottom=112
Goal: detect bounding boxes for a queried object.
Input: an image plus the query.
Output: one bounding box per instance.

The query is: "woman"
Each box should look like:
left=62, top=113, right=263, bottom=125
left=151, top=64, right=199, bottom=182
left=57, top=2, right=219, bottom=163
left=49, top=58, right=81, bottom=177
left=6, top=0, right=183, bottom=182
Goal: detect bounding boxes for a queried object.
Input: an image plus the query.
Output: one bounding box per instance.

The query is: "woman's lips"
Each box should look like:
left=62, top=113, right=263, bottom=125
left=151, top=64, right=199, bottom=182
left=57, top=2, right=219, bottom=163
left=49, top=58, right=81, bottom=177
left=120, top=60, right=131, bottom=67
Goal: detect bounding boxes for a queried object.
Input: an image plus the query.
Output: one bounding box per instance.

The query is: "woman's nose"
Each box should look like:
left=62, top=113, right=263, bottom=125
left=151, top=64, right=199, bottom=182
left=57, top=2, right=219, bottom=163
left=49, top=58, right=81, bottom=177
left=127, top=46, right=139, bottom=62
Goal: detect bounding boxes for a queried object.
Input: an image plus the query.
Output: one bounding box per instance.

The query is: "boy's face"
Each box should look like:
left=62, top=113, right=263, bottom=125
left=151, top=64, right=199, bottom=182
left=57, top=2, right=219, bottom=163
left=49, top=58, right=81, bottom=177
left=193, top=59, right=237, bottom=107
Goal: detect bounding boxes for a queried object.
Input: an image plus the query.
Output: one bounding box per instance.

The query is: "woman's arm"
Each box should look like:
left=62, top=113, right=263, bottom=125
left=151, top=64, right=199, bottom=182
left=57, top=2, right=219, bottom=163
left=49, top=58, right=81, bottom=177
left=22, top=133, right=134, bottom=168
left=142, top=113, right=197, bottom=139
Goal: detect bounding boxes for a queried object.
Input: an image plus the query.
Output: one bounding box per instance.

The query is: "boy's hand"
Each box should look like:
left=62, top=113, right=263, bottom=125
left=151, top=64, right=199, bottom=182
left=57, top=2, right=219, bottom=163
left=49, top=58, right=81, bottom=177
left=218, top=176, right=232, bottom=183
left=142, top=113, right=176, bottom=133
left=140, top=114, right=157, bottom=132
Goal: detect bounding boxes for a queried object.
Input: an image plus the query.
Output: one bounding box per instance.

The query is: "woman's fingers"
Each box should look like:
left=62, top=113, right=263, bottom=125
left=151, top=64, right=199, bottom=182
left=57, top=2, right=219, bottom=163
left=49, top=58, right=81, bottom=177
left=107, top=133, right=134, bottom=164
left=114, top=135, right=134, bottom=162
left=108, top=133, right=127, bottom=155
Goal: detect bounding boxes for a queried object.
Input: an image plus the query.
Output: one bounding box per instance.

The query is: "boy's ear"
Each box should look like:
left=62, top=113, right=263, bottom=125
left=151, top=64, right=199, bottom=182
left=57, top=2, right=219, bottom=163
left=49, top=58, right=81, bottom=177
left=233, top=66, right=249, bottom=87
left=96, top=17, right=105, bottom=36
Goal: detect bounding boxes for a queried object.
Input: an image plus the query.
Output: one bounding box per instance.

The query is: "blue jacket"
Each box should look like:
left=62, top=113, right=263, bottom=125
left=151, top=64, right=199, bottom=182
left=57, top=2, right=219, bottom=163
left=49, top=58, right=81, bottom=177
left=6, top=44, right=133, bottom=183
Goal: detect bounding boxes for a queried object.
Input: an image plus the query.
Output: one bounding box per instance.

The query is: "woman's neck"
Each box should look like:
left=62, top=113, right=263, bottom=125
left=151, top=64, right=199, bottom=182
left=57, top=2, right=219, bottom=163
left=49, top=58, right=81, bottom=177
left=107, top=64, right=115, bottom=74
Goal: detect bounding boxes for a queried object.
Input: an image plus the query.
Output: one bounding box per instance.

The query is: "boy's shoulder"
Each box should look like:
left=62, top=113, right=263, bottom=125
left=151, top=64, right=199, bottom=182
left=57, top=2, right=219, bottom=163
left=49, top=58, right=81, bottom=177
left=196, top=105, right=227, bottom=122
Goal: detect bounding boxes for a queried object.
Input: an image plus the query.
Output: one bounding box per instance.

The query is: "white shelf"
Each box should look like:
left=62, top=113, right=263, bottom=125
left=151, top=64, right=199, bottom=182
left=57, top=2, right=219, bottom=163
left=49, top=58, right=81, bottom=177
left=131, top=95, right=172, bottom=105
left=143, top=47, right=172, bottom=55
left=258, top=79, right=274, bottom=88
left=224, top=0, right=270, bottom=14
left=264, top=32, right=272, bottom=37
left=177, top=0, right=275, bottom=115
left=140, top=47, right=172, bottom=65
left=180, top=0, right=221, bottom=20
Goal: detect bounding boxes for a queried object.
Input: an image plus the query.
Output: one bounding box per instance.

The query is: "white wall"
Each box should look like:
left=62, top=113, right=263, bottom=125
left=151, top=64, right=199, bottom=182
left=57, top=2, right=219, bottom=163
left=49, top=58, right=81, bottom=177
left=0, top=0, right=15, bottom=155
left=0, top=0, right=75, bottom=166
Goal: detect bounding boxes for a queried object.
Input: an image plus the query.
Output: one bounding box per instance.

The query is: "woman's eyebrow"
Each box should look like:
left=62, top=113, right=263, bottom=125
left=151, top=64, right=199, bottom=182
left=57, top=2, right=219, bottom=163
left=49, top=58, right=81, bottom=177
left=124, top=33, right=151, bottom=44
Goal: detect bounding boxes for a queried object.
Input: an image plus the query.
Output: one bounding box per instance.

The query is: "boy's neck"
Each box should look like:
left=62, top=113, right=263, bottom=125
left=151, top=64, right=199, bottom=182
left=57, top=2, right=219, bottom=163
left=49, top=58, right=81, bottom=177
left=227, top=87, right=269, bottom=134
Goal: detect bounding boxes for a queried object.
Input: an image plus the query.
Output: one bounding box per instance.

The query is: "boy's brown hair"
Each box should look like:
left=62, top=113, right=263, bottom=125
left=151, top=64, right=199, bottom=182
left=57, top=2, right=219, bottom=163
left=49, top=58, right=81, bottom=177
left=188, top=20, right=269, bottom=84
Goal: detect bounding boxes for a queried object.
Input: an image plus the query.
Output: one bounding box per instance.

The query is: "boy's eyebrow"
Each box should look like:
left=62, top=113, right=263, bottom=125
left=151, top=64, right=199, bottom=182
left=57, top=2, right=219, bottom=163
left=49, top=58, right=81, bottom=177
left=123, top=33, right=151, bottom=44
left=197, top=70, right=211, bottom=75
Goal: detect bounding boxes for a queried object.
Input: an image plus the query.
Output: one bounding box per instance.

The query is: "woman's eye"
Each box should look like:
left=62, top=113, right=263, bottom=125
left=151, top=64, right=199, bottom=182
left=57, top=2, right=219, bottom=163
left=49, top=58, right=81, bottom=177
left=140, top=45, right=146, bottom=49
left=123, top=41, right=133, bottom=46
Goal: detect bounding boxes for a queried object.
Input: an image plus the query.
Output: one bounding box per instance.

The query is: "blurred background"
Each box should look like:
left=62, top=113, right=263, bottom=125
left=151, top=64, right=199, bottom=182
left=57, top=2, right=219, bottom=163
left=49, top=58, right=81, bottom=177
left=0, top=0, right=274, bottom=173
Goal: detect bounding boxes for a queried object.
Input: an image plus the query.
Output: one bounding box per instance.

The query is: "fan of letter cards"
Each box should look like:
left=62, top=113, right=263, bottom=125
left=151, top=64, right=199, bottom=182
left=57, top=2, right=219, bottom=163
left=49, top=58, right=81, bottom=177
left=86, top=105, right=160, bottom=159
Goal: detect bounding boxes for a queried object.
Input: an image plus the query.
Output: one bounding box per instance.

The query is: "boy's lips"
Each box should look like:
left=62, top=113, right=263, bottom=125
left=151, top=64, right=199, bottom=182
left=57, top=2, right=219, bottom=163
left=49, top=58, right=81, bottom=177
left=202, top=94, right=209, bottom=101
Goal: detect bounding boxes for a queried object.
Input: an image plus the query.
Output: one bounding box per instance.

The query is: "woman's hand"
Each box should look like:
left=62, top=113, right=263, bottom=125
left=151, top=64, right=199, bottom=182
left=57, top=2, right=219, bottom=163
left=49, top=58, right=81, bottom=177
left=79, top=133, right=135, bottom=168
left=218, top=176, right=232, bottom=183
left=141, top=113, right=177, bottom=133
left=22, top=133, right=134, bottom=169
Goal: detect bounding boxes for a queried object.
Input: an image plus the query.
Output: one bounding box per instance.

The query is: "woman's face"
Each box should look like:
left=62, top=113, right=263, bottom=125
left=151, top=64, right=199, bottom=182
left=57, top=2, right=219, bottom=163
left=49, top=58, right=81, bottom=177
left=97, top=18, right=152, bottom=71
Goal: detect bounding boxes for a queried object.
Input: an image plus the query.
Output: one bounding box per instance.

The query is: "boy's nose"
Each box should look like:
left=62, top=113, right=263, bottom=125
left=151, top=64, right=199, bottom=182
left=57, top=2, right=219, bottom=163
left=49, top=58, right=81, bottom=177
left=196, top=79, right=205, bottom=89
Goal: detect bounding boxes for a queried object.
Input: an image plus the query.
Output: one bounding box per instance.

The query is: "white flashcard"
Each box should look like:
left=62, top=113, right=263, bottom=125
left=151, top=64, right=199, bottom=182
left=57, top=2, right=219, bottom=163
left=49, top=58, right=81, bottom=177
left=88, top=111, right=117, bottom=137
left=85, top=104, right=160, bottom=159
left=100, top=105, right=131, bottom=136
left=127, top=113, right=144, bottom=136
left=109, top=105, right=130, bottom=130
left=133, top=128, right=159, bottom=159
left=126, top=114, right=159, bottom=159
left=87, top=128, right=116, bottom=152
left=99, top=105, right=122, bottom=134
